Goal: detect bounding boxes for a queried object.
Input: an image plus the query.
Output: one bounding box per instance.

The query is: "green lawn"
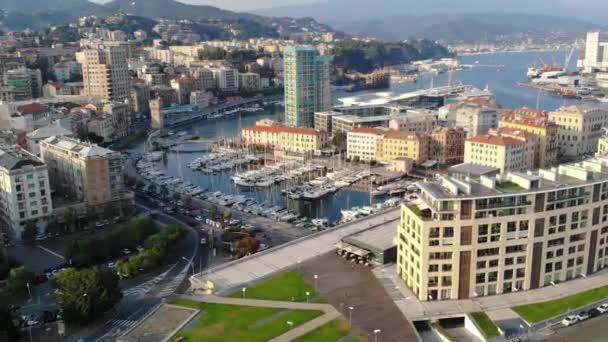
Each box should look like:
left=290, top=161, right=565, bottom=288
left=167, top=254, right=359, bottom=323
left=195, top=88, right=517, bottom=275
left=496, top=181, right=524, bottom=193
left=227, top=270, right=317, bottom=302
left=469, top=312, right=500, bottom=338
left=512, top=285, right=608, bottom=323
left=293, top=319, right=367, bottom=342
left=169, top=298, right=323, bottom=342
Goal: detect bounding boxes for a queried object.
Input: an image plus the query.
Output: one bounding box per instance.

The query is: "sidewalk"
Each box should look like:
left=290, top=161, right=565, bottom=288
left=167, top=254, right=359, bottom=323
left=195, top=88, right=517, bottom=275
left=374, top=264, right=608, bottom=320
left=176, top=294, right=341, bottom=341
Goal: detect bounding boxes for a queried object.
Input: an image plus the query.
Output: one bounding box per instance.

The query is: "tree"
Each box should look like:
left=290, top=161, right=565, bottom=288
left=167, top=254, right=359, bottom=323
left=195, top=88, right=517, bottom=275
left=55, top=267, right=122, bottom=325
left=172, top=192, right=181, bottom=202
left=46, top=219, right=62, bottom=237
left=235, top=236, right=260, bottom=258
left=7, top=266, right=33, bottom=295
left=20, top=221, right=37, bottom=243
left=223, top=210, right=233, bottom=223
left=209, top=205, right=219, bottom=220
left=332, top=131, right=347, bottom=150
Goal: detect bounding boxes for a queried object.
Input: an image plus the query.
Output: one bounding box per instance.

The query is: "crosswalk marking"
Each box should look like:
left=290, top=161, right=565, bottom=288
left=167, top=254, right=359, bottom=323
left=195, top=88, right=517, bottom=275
left=158, top=262, right=190, bottom=297
left=123, top=263, right=177, bottom=298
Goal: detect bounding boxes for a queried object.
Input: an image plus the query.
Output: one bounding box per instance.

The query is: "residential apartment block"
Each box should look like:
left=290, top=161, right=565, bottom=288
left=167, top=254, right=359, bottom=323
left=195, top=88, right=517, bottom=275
left=379, top=131, right=429, bottom=165
left=430, top=127, right=467, bottom=166
left=549, top=106, right=608, bottom=158
left=76, top=41, right=130, bottom=102
left=40, top=136, right=128, bottom=211
left=241, top=125, right=327, bottom=154
left=283, top=46, right=331, bottom=128
left=499, top=107, right=558, bottom=168
left=464, top=135, right=532, bottom=174
left=397, top=156, right=608, bottom=301
left=455, top=102, right=500, bottom=137
left=0, top=146, right=52, bottom=239
left=346, top=127, right=384, bottom=162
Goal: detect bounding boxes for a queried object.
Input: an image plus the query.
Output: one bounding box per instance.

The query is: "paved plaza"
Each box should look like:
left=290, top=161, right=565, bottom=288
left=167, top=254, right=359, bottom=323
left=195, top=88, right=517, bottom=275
left=190, top=209, right=400, bottom=294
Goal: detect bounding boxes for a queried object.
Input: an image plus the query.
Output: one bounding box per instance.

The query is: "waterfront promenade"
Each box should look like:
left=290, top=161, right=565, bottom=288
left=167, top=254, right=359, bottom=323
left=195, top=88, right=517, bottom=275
left=190, top=208, right=400, bottom=294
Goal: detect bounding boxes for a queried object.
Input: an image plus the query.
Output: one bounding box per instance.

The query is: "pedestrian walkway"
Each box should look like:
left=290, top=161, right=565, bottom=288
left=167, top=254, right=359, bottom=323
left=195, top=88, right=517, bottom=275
left=176, top=294, right=341, bottom=342
left=374, top=263, right=608, bottom=321
left=191, top=209, right=400, bottom=294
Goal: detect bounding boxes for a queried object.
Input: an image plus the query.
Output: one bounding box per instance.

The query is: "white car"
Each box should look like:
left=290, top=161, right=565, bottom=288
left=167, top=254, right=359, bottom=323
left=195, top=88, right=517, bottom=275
left=561, top=315, right=578, bottom=326
left=597, top=303, right=608, bottom=313
left=107, top=262, right=116, bottom=269
left=200, top=238, right=207, bottom=244
left=576, top=311, right=590, bottom=321
left=122, top=248, right=132, bottom=255
left=195, top=216, right=204, bottom=222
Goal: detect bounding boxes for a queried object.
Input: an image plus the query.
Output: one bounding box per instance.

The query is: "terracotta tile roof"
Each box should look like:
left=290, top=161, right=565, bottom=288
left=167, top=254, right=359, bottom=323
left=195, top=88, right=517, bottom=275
left=16, top=103, right=49, bottom=114
left=383, top=130, right=427, bottom=141
left=350, top=127, right=383, bottom=135
left=500, top=107, right=555, bottom=128
left=47, top=82, right=65, bottom=89
left=492, top=127, right=531, bottom=139
left=467, top=134, right=524, bottom=147
left=242, top=125, right=321, bottom=136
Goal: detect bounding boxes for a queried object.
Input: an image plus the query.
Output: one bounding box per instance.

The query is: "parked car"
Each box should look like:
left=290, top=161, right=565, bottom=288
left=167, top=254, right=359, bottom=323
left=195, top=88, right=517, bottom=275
left=107, top=262, right=116, bottom=269
left=588, top=308, right=601, bottom=318
left=122, top=248, right=132, bottom=255
left=200, top=238, right=207, bottom=244
left=195, top=216, right=204, bottom=222
left=576, top=311, right=590, bottom=322
left=561, top=315, right=578, bottom=326
left=597, top=303, right=608, bottom=313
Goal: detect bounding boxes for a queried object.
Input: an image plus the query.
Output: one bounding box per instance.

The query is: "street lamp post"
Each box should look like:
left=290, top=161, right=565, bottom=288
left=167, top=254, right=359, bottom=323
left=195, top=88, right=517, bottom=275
left=313, top=274, right=318, bottom=293
left=348, top=306, right=354, bottom=326
left=305, top=291, right=310, bottom=303
left=242, top=287, right=247, bottom=299
left=287, top=321, right=294, bottom=330
left=374, top=329, right=381, bottom=342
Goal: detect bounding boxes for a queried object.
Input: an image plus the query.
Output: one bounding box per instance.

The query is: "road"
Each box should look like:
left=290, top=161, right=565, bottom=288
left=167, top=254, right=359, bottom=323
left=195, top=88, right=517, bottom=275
left=538, top=314, right=608, bottom=341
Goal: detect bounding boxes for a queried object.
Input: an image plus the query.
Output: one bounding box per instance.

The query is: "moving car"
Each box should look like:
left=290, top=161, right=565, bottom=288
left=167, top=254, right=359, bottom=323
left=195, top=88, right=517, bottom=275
left=561, top=315, right=578, bottom=326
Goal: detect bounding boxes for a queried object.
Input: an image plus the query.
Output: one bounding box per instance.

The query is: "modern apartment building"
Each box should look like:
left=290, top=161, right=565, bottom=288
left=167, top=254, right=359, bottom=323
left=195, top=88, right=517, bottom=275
left=549, top=106, right=608, bottom=158
left=0, top=146, right=52, bottom=239
left=241, top=125, right=327, bottom=154
left=397, top=156, right=608, bottom=301
left=346, top=127, right=384, bottom=162
left=76, top=41, right=130, bottom=102
left=283, top=46, right=331, bottom=128
left=430, top=127, right=467, bottom=166
left=314, top=111, right=342, bottom=133
left=379, top=131, right=430, bottom=165
left=40, top=136, right=128, bottom=210
left=464, top=134, right=531, bottom=173
left=583, top=32, right=608, bottom=73
left=331, top=115, right=392, bottom=135
left=212, top=67, right=239, bottom=92
left=499, top=107, right=559, bottom=168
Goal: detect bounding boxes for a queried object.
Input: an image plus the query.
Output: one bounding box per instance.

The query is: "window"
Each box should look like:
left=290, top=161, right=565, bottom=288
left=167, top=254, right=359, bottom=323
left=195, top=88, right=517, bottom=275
left=489, top=259, right=499, bottom=268
left=476, top=273, right=485, bottom=284
left=477, top=261, right=486, bottom=269
left=545, top=263, right=553, bottom=273
left=443, top=227, right=454, bottom=238
left=442, top=264, right=452, bottom=272
left=429, top=264, right=439, bottom=272
left=504, top=269, right=513, bottom=280
left=488, top=271, right=498, bottom=282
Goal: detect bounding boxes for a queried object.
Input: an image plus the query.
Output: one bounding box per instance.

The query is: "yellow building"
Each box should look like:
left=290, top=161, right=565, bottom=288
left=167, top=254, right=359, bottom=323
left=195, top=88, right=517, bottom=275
left=549, top=106, right=608, bottom=158
left=498, top=107, right=559, bottom=168
left=430, top=127, right=467, bottom=166
left=379, top=131, right=429, bottom=165
left=241, top=125, right=326, bottom=154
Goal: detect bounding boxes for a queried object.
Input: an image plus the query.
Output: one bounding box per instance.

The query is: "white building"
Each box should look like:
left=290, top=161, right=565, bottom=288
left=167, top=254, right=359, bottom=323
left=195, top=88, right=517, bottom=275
left=212, top=67, right=239, bottom=92
left=464, top=135, right=529, bottom=173
left=0, top=146, right=53, bottom=239
left=346, top=127, right=384, bottom=162
left=583, top=32, right=608, bottom=73
left=26, top=124, right=74, bottom=157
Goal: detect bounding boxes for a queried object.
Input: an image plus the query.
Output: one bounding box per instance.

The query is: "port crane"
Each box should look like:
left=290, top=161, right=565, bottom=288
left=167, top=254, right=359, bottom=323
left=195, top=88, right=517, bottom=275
left=564, top=40, right=579, bottom=71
